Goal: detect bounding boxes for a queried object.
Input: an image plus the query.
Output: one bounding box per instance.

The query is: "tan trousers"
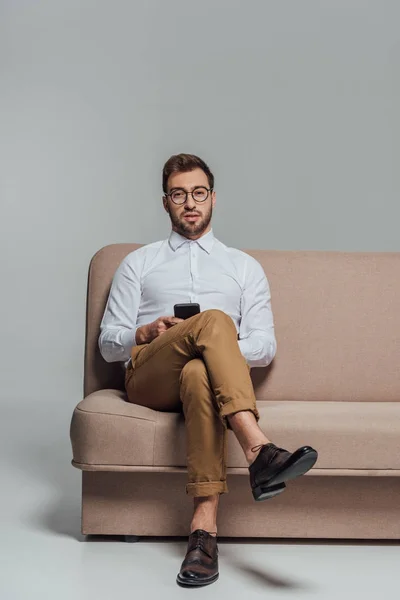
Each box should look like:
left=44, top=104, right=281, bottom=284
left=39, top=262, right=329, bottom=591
left=125, top=309, right=260, bottom=497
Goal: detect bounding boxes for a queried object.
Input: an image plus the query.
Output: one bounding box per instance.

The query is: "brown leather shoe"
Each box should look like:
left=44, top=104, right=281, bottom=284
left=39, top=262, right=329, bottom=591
left=249, top=442, right=318, bottom=501
left=176, top=529, right=219, bottom=587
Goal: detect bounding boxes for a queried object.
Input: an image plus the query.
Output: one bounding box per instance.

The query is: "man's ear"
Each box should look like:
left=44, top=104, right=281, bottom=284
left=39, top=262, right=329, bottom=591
left=211, top=190, right=216, bottom=208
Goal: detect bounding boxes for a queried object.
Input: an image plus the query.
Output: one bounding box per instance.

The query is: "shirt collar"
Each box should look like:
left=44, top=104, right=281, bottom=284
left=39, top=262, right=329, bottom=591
left=168, top=228, right=215, bottom=254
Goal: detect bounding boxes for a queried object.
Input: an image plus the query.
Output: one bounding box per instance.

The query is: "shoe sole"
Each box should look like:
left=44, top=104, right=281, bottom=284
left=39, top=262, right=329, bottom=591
left=176, top=572, right=219, bottom=586
left=252, top=481, right=286, bottom=502
left=252, top=447, right=318, bottom=502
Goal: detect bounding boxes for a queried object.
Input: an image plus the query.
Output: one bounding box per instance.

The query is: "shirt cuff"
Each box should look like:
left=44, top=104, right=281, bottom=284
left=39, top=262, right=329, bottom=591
left=238, top=337, right=271, bottom=368
left=120, top=327, right=138, bottom=356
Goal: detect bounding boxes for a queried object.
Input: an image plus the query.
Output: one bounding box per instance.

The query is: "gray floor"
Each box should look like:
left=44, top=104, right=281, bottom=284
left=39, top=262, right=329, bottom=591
left=3, top=401, right=399, bottom=599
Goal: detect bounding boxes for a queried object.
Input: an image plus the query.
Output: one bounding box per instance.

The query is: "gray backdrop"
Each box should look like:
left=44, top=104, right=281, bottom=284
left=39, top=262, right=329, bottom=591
left=1, top=0, right=399, bottom=409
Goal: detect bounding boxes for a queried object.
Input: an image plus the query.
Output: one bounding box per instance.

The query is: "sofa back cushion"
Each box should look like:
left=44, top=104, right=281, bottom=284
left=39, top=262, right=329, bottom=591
left=84, top=245, right=400, bottom=403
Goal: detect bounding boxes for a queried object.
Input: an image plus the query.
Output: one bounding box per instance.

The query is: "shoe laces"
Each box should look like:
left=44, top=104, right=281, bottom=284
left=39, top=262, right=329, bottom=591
left=251, top=443, right=266, bottom=453
left=251, top=442, right=281, bottom=463
left=191, top=530, right=217, bottom=558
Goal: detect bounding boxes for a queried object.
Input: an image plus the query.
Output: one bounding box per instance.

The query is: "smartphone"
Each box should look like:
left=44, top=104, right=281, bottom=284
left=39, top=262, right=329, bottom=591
left=174, top=303, right=201, bottom=320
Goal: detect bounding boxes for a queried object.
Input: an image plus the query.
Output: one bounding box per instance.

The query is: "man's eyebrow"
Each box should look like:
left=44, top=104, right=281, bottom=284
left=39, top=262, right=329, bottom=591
left=168, top=185, right=206, bottom=192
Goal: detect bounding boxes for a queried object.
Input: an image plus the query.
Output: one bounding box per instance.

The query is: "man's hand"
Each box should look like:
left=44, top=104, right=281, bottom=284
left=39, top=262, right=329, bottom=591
left=135, top=316, right=184, bottom=344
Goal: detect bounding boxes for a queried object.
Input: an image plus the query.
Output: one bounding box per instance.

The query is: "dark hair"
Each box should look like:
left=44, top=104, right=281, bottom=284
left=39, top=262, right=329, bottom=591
left=162, top=153, right=214, bottom=193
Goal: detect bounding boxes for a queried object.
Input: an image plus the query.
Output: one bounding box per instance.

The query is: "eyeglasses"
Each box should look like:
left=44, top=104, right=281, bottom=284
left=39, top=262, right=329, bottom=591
left=165, top=186, right=213, bottom=205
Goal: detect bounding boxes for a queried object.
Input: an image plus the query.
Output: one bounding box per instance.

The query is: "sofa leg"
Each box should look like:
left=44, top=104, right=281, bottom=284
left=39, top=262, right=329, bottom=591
left=124, top=535, right=140, bottom=543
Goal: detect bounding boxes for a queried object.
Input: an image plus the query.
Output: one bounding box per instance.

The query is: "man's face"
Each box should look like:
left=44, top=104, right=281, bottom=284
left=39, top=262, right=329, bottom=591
left=163, top=168, right=216, bottom=239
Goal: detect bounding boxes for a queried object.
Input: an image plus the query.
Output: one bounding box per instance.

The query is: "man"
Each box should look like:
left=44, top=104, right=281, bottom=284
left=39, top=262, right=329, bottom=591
left=99, top=153, right=318, bottom=587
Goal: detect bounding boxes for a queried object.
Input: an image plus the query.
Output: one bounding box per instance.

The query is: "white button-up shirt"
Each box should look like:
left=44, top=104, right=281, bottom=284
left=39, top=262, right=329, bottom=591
left=99, top=229, right=277, bottom=369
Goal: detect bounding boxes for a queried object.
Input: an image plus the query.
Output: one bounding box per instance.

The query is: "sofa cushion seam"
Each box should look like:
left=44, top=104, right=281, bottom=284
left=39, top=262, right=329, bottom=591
left=75, top=406, right=155, bottom=422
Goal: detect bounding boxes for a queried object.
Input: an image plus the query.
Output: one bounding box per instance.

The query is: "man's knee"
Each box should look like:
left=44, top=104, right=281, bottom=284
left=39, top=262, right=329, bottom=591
left=201, top=309, right=237, bottom=333
left=179, top=359, right=212, bottom=407
left=180, top=358, right=208, bottom=384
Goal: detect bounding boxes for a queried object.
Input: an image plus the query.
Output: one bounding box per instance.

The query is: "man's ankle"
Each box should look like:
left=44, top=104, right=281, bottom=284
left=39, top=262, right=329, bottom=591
left=190, top=494, right=219, bottom=536
left=246, top=441, right=271, bottom=466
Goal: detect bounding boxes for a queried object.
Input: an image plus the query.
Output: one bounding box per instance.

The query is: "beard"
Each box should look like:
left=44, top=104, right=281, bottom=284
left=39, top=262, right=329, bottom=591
left=167, top=204, right=213, bottom=237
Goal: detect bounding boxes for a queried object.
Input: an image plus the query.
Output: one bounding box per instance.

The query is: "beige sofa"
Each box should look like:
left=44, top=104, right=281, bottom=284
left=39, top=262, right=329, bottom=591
left=70, top=244, right=400, bottom=540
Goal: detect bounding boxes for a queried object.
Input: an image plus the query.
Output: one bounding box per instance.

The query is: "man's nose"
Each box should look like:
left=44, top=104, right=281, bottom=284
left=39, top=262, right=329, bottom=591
left=184, top=194, right=196, bottom=209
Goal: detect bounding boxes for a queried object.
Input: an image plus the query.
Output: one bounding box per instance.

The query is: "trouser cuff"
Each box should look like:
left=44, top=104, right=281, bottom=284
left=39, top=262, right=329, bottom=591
left=186, top=480, right=228, bottom=497
left=219, top=402, right=260, bottom=431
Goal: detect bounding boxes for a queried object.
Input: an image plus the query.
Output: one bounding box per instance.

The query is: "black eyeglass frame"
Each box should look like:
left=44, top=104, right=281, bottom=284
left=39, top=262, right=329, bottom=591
left=164, top=186, right=213, bottom=205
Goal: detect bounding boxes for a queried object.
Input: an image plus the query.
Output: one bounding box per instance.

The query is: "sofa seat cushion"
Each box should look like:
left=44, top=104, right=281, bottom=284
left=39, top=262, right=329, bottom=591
left=70, top=389, right=400, bottom=471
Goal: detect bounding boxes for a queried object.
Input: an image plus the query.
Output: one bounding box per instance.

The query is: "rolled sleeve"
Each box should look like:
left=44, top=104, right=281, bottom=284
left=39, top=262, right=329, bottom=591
left=238, top=257, right=277, bottom=368
left=98, top=252, right=142, bottom=363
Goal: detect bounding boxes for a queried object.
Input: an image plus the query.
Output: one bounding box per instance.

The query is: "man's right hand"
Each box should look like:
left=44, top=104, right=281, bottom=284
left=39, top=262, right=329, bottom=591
left=135, top=316, right=184, bottom=345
